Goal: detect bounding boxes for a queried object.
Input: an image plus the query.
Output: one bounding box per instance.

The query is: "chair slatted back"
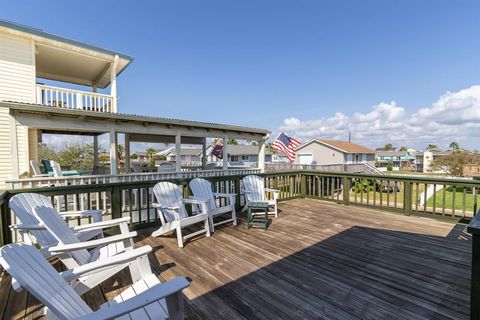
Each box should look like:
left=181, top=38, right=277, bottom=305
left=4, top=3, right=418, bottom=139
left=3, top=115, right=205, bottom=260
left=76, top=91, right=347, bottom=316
left=33, top=206, right=92, bottom=265
left=0, top=243, right=92, bottom=320
left=9, top=193, right=57, bottom=247
left=30, top=160, right=43, bottom=176
left=152, top=182, right=188, bottom=223
left=189, top=178, right=217, bottom=211
left=50, top=160, right=63, bottom=177
left=242, top=175, right=266, bottom=202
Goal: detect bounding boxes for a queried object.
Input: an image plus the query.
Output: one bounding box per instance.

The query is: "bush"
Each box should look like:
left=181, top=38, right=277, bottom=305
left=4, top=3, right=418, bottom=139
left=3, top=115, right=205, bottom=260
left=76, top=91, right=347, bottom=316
left=386, top=164, right=393, bottom=171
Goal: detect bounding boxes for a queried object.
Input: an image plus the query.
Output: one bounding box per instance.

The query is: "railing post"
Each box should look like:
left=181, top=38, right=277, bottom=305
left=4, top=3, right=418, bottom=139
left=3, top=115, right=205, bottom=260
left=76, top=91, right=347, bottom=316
left=110, top=186, right=122, bottom=220
left=234, top=178, right=241, bottom=210
left=301, top=174, right=307, bottom=197
left=342, top=176, right=350, bottom=206
left=0, top=192, right=11, bottom=245
left=403, top=181, right=412, bottom=216
left=468, top=216, right=480, bottom=320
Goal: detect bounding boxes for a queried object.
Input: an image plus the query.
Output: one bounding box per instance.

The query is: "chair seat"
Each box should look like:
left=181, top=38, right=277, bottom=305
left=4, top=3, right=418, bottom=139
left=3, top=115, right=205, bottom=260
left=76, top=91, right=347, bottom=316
left=210, top=204, right=235, bottom=216
left=91, top=241, right=127, bottom=262
left=99, top=273, right=169, bottom=319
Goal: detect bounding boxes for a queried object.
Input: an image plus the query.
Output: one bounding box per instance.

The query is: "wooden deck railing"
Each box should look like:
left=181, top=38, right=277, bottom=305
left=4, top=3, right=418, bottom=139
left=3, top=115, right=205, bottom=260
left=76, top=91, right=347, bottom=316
left=36, top=84, right=115, bottom=112
left=0, top=170, right=478, bottom=318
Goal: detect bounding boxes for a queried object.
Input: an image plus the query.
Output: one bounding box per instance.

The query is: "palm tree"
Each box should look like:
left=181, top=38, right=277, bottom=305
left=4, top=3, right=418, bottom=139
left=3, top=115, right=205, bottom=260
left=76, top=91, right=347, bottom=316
left=116, top=144, right=124, bottom=160
left=146, top=148, right=157, bottom=166
left=384, top=143, right=394, bottom=150
left=426, top=144, right=438, bottom=151
left=449, top=141, right=460, bottom=152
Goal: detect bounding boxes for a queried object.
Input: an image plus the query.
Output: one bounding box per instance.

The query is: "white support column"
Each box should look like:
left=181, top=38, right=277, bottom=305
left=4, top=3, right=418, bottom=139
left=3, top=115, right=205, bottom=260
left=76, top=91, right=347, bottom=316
left=125, top=133, right=130, bottom=173
left=202, top=139, right=207, bottom=170
left=223, top=136, right=228, bottom=171
left=109, top=129, right=118, bottom=175
left=9, top=113, right=19, bottom=178
left=258, top=134, right=269, bottom=173
left=93, top=135, right=99, bottom=168
left=175, top=132, right=182, bottom=172
left=110, top=55, right=119, bottom=113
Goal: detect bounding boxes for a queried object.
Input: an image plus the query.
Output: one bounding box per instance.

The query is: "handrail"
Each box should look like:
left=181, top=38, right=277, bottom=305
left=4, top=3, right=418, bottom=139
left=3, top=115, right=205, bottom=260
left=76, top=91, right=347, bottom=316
left=37, top=84, right=112, bottom=98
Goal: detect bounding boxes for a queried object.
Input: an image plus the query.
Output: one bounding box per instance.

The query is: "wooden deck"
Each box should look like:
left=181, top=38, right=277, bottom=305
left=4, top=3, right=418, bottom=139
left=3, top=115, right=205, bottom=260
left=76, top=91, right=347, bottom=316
left=0, top=198, right=472, bottom=319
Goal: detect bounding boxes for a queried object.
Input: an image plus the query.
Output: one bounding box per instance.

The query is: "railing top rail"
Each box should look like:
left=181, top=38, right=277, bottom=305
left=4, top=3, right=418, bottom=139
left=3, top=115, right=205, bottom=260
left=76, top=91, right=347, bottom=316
left=36, top=84, right=113, bottom=98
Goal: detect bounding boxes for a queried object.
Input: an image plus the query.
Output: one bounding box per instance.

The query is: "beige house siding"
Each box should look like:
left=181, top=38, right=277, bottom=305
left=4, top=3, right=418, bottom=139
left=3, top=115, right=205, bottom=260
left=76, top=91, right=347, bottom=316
left=295, top=142, right=346, bottom=165
left=0, top=108, right=12, bottom=188
left=16, top=124, right=29, bottom=177
left=0, top=32, right=35, bottom=103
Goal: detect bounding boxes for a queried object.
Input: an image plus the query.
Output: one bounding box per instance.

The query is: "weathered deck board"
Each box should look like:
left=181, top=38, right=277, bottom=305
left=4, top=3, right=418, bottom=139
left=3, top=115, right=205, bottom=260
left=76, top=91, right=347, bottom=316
left=0, top=198, right=471, bottom=319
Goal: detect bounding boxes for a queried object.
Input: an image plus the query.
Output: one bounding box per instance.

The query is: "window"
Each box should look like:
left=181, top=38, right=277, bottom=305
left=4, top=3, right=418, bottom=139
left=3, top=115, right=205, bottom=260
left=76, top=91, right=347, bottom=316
left=230, top=155, right=239, bottom=162
left=241, top=155, right=249, bottom=161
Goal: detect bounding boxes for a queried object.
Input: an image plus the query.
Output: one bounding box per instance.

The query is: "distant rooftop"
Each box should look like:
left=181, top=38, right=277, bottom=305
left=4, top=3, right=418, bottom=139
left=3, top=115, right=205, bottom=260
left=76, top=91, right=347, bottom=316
left=299, top=139, right=375, bottom=154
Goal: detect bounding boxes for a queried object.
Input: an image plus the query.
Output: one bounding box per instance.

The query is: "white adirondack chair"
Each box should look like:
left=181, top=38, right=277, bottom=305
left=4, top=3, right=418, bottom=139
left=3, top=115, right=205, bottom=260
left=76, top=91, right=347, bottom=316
left=152, top=182, right=211, bottom=248
left=31, top=205, right=151, bottom=295
left=9, top=193, right=103, bottom=250
left=189, top=178, right=237, bottom=232
left=0, top=243, right=190, bottom=320
left=30, top=160, right=50, bottom=177
left=50, top=160, right=64, bottom=177
left=242, top=175, right=280, bottom=218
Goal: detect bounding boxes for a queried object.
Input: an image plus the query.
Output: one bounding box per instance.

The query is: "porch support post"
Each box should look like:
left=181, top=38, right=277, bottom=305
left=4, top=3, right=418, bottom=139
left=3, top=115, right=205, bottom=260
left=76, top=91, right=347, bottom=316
left=258, top=134, right=268, bottom=173
left=223, top=135, right=228, bottom=170
left=9, top=113, right=19, bottom=178
left=93, top=135, right=99, bottom=168
left=109, top=129, right=118, bottom=175
left=124, top=133, right=130, bottom=173
left=175, top=132, right=182, bottom=172
left=202, top=138, right=207, bottom=170
left=110, top=55, right=119, bottom=113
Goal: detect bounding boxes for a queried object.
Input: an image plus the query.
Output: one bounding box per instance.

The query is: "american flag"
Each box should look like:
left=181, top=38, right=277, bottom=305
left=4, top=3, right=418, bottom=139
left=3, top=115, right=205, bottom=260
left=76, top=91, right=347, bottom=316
left=272, top=132, right=301, bottom=162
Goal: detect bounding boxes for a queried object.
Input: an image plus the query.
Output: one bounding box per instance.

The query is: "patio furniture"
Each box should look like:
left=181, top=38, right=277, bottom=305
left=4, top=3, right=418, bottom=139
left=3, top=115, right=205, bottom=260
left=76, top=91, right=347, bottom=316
left=9, top=193, right=103, bottom=251
left=247, top=201, right=270, bottom=230
left=242, top=175, right=279, bottom=218
left=151, top=181, right=211, bottom=248
left=0, top=243, right=190, bottom=320
left=189, top=178, right=237, bottom=232
left=31, top=205, right=150, bottom=295
left=41, top=159, right=54, bottom=174
left=29, top=160, right=50, bottom=177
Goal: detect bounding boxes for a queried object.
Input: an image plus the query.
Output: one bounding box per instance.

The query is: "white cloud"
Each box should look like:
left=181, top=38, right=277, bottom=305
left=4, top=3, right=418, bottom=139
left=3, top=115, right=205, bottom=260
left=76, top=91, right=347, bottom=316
left=277, top=85, right=480, bottom=150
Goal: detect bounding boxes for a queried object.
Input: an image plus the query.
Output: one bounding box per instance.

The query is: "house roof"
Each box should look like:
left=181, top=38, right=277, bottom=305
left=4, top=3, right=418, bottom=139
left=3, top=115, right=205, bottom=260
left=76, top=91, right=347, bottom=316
left=375, top=151, right=410, bottom=157
left=297, top=139, right=375, bottom=154
left=1, top=102, right=270, bottom=138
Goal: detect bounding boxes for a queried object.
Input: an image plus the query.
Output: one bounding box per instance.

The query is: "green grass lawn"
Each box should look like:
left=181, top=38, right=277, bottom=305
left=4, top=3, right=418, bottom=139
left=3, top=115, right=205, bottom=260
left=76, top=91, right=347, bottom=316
left=426, top=186, right=478, bottom=213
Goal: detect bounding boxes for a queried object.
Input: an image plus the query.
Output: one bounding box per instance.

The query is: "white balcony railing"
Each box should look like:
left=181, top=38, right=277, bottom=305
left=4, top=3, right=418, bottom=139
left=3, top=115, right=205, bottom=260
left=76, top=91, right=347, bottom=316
left=36, top=84, right=116, bottom=113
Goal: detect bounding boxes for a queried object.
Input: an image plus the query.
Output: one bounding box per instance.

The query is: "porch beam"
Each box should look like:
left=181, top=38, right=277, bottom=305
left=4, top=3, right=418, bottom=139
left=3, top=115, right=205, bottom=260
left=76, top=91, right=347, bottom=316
left=223, top=135, right=228, bottom=170
left=202, top=139, right=207, bottom=169
left=175, top=132, right=182, bottom=172
left=93, top=135, right=99, bottom=168
left=125, top=133, right=130, bottom=173
left=109, top=129, right=118, bottom=175
left=110, top=55, right=119, bottom=113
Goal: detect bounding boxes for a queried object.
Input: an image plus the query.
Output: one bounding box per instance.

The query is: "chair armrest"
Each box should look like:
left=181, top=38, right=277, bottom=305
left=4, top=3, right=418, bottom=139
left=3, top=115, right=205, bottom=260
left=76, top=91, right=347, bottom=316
left=183, top=198, right=208, bottom=205
left=72, top=217, right=130, bottom=232
left=265, top=188, right=279, bottom=193
left=9, top=223, right=45, bottom=231
left=60, top=245, right=152, bottom=282
left=58, top=209, right=104, bottom=221
left=152, top=203, right=180, bottom=210
left=74, top=277, right=190, bottom=320
left=213, top=192, right=236, bottom=198
left=48, top=231, right=137, bottom=253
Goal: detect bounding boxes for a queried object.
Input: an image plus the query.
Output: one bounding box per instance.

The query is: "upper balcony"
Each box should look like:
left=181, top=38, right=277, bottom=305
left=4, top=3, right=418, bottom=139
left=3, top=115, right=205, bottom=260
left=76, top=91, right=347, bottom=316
left=0, top=19, right=133, bottom=113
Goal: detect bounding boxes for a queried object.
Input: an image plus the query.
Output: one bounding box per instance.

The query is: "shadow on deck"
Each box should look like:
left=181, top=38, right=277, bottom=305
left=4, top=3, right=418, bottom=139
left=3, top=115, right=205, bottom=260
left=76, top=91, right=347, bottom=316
left=0, top=198, right=472, bottom=319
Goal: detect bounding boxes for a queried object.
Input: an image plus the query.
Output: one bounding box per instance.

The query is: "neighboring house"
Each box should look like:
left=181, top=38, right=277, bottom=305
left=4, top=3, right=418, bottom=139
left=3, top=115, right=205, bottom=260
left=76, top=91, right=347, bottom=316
left=375, top=150, right=415, bottom=171
left=463, top=164, right=480, bottom=178
left=415, top=149, right=451, bottom=173
left=130, top=152, right=148, bottom=163
left=294, top=140, right=375, bottom=166
left=157, top=147, right=202, bottom=163
left=208, top=144, right=288, bottom=167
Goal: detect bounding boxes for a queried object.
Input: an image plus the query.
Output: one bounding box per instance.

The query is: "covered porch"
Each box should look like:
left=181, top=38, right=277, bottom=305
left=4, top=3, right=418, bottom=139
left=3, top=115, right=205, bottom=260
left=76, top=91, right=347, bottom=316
left=3, top=101, right=270, bottom=189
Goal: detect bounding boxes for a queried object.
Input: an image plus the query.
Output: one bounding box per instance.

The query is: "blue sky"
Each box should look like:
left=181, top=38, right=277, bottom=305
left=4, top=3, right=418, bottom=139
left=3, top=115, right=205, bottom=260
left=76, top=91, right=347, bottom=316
left=3, top=1, right=480, bottom=150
